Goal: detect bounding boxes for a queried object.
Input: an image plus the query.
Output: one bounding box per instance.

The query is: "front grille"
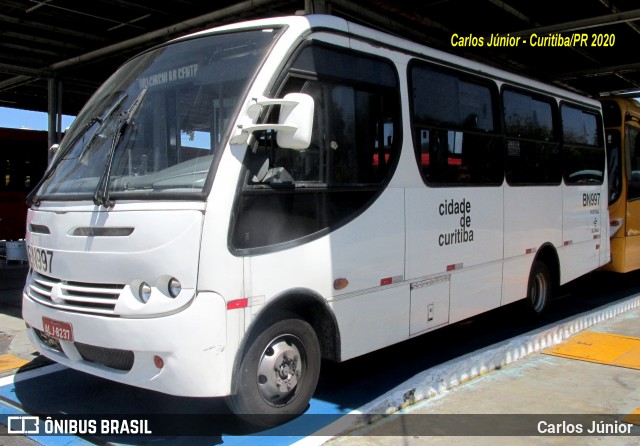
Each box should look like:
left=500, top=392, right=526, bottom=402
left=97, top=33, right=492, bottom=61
left=27, top=271, right=124, bottom=316
left=32, top=327, right=134, bottom=371
left=75, top=343, right=134, bottom=371
left=33, top=328, right=63, bottom=353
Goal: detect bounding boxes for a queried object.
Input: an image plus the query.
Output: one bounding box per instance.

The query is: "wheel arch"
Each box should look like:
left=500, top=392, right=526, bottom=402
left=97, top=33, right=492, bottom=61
left=534, top=242, right=560, bottom=289
left=230, top=288, right=341, bottom=394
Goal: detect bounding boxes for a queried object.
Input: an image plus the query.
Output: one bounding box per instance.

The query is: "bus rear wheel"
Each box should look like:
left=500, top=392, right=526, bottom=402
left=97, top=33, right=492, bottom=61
left=527, top=261, right=552, bottom=315
left=227, top=317, right=320, bottom=427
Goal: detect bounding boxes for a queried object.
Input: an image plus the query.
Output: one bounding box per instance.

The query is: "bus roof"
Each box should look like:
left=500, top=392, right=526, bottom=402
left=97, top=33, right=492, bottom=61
left=176, top=14, right=600, bottom=109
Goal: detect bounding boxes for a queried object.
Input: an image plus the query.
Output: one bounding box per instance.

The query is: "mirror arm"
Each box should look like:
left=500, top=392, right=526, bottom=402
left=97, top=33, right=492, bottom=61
left=229, top=124, right=296, bottom=145
left=230, top=93, right=314, bottom=148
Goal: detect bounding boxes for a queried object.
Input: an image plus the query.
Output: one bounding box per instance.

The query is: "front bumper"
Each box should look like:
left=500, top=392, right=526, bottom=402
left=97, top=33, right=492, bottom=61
left=23, top=290, right=232, bottom=397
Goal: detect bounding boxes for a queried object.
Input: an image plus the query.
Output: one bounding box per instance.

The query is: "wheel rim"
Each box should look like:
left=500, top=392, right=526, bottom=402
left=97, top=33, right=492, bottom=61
left=256, top=334, right=305, bottom=406
left=530, top=271, right=548, bottom=313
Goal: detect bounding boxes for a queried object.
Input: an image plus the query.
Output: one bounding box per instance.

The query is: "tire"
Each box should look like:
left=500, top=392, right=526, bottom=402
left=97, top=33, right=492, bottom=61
left=226, top=317, right=321, bottom=427
left=526, top=261, right=552, bottom=315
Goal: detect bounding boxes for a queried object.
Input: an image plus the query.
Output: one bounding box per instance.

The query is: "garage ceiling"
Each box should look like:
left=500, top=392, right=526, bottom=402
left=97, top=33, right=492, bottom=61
left=1, top=0, right=639, bottom=117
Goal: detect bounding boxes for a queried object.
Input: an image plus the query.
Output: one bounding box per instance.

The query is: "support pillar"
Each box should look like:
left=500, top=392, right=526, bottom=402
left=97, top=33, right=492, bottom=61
left=304, top=0, right=329, bottom=14
left=47, top=77, right=63, bottom=162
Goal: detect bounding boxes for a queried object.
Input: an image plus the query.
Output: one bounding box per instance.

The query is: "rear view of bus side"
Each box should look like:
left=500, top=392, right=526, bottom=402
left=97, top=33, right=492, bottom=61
left=22, top=15, right=609, bottom=425
left=601, top=97, right=640, bottom=272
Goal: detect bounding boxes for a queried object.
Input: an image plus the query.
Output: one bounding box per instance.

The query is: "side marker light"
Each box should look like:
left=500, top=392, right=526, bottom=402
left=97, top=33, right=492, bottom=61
left=154, top=355, right=164, bottom=369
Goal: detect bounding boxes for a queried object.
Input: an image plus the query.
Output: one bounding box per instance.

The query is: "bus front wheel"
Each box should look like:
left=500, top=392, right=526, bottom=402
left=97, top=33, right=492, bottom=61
left=227, top=317, right=321, bottom=426
left=527, top=261, right=552, bottom=315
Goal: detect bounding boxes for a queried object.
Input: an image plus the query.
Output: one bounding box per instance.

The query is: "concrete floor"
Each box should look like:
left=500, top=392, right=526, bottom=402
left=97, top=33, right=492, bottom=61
left=328, top=309, right=640, bottom=445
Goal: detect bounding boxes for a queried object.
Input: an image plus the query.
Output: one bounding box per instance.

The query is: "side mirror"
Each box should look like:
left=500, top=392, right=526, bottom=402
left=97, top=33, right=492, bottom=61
left=275, top=93, right=314, bottom=150
left=230, top=93, right=314, bottom=149
left=48, top=144, right=60, bottom=164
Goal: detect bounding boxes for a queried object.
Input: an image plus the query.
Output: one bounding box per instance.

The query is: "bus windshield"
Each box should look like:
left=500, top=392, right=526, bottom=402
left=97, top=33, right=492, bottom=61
left=35, top=28, right=281, bottom=202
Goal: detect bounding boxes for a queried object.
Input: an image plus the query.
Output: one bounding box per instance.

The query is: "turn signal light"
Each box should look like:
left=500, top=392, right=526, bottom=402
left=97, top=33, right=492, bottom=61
left=333, top=278, right=349, bottom=290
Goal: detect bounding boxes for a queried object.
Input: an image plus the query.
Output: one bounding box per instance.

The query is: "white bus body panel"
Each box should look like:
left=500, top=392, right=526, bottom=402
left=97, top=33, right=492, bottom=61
left=22, top=203, right=237, bottom=395
left=25, top=203, right=203, bottom=305
left=561, top=184, right=606, bottom=283
left=502, top=186, right=563, bottom=305
left=405, top=186, right=504, bottom=326
left=248, top=187, right=406, bottom=361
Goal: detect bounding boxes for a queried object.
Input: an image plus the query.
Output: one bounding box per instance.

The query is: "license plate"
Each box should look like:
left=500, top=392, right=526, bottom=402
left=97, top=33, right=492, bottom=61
left=42, top=317, right=74, bottom=342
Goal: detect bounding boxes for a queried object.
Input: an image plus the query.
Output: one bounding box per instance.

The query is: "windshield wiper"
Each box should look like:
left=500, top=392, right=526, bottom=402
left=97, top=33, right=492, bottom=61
left=26, top=94, right=128, bottom=207
left=93, top=88, right=148, bottom=208
left=74, top=94, right=129, bottom=161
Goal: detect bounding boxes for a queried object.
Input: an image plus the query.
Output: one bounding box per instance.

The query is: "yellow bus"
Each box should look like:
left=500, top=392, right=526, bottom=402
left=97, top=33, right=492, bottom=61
left=601, top=97, right=640, bottom=272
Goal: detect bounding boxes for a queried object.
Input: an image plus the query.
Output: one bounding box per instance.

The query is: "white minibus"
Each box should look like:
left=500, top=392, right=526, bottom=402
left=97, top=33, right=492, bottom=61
left=23, top=14, right=609, bottom=425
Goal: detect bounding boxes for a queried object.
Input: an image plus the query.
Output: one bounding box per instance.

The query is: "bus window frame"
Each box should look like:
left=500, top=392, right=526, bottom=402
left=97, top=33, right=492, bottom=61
left=501, top=85, right=562, bottom=187
left=229, top=40, right=403, bottom=255
left=407, top=59, right=504, bottom=188
left=559, top=101, right=605, bottom=186
left=625, top=122, right=640, bottom=202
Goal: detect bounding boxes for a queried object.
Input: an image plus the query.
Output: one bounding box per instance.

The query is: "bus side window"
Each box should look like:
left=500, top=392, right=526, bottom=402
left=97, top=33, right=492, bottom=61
left=606, top=130, right=622, bottom=204
left=409, top=62, right=503, bottom=186
left=627, top=126, right=640, bottom=201
left=561, top=104, right=605, bottom=185
left=503, top=88, right=561, bottom=185
left=232, top=43, right=401, bottom=252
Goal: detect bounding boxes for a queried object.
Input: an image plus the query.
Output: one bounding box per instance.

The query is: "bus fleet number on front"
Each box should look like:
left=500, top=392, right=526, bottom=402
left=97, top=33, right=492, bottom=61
left=27, top=246, right=54, bottom=274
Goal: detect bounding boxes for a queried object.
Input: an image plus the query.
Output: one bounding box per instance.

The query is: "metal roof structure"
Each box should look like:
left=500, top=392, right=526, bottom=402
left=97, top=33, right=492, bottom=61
left=1, top=0, right=640, bottom=120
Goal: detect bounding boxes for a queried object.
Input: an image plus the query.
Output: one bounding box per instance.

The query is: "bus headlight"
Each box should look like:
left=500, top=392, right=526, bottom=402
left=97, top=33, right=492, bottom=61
left=139, top=282, right=152, bottom=303
left=168, top=278, right=181, bottom=298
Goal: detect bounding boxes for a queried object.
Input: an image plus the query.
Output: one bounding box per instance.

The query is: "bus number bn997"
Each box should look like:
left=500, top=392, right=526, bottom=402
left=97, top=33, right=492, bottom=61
left=27, top=246, right=54, bottom=274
